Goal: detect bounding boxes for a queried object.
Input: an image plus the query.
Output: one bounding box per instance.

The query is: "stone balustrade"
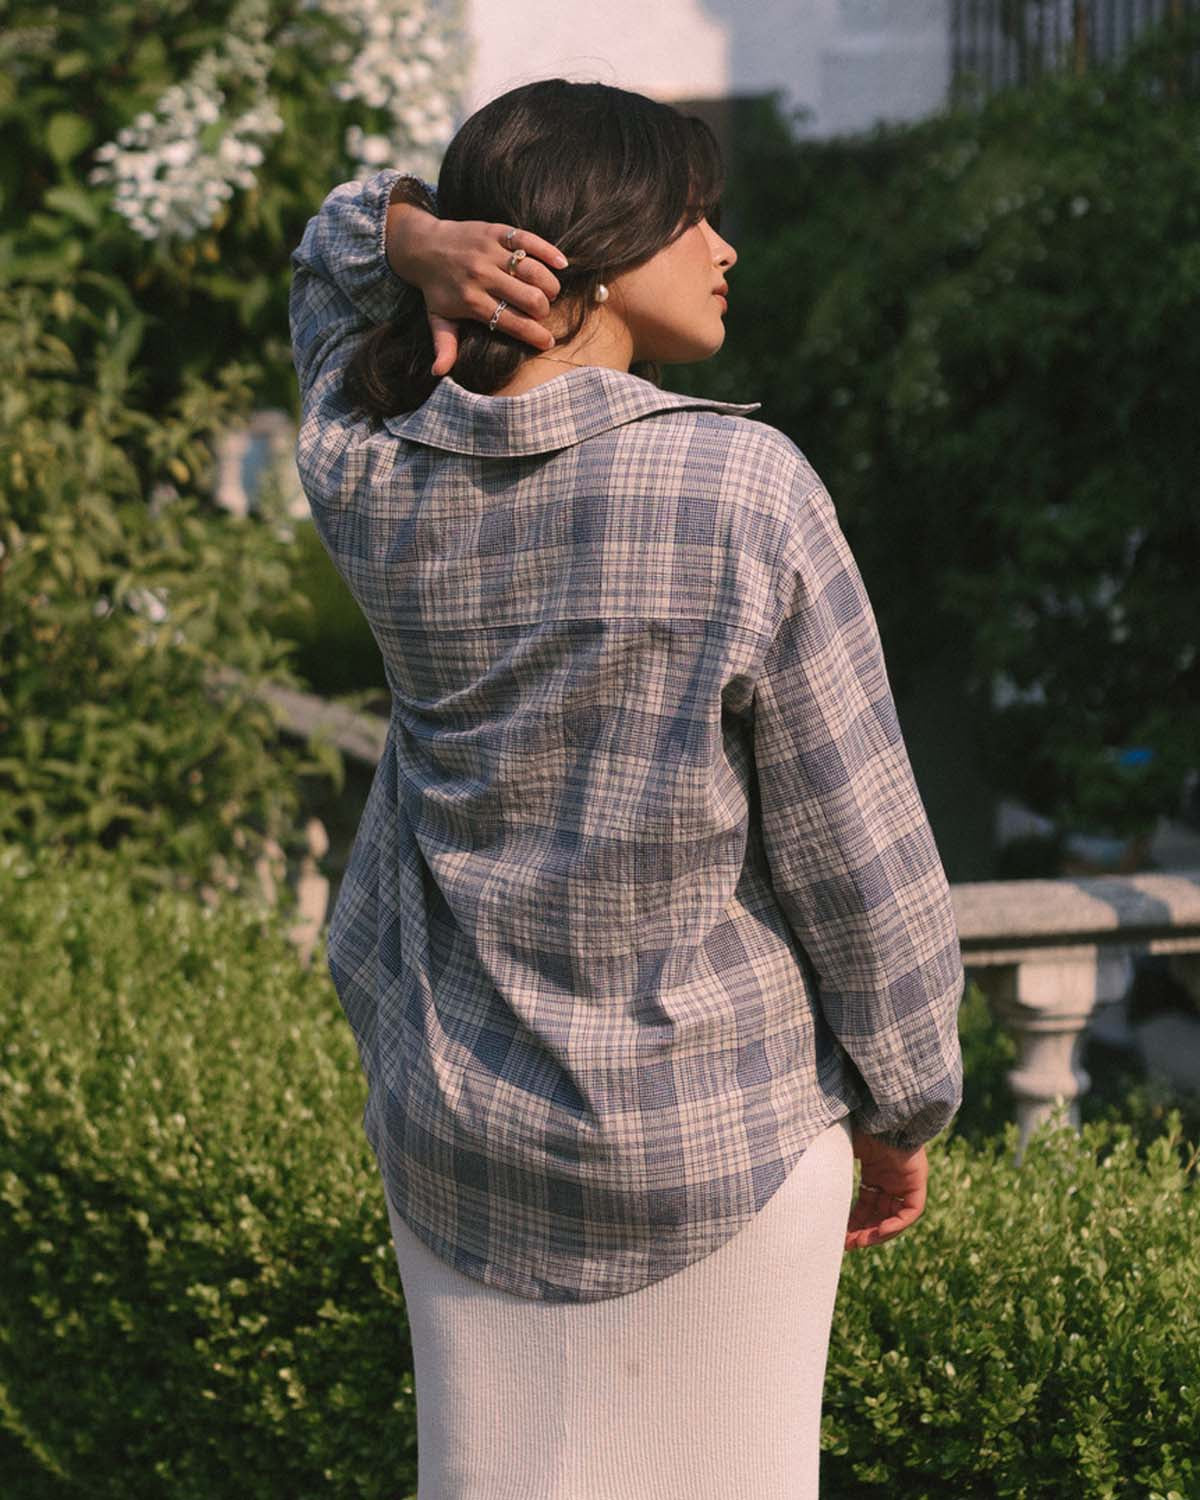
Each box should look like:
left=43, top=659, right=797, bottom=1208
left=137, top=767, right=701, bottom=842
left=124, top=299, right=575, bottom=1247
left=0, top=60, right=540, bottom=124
left=953, top=872, right=1200, bottom=1153
left=223, top=669, right=1200, bottom=1153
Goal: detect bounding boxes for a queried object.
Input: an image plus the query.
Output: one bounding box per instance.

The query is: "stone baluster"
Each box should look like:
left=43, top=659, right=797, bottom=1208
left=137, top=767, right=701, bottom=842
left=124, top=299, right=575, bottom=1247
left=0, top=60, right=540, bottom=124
left=289, top=816, right=331, bottom=967
left=972, top=948, right=1135, bottom=1157
left=952, top=871, right=1200, bottom=1157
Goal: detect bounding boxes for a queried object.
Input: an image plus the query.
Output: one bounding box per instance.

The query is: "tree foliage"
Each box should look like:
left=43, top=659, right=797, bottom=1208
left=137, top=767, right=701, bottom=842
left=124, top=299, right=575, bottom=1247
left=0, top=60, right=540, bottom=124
left=0, top=0, right=467, bottom=889
left=694, top=16, right=1200, bottom=836
left=0, top=0, right=467, bottom=410
left=0, top=282, right=329, bottom=892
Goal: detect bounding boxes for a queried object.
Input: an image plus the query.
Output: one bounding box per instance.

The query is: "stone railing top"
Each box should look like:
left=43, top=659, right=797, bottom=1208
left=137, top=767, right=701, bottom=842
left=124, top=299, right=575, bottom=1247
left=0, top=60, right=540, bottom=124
left=256, top=677, right=388, bottom=765
left=208, top=666, right=388, bottom=766
left=213, top=669, right=1200, bottom=962
left=952, top=870, right=1200, bottom=954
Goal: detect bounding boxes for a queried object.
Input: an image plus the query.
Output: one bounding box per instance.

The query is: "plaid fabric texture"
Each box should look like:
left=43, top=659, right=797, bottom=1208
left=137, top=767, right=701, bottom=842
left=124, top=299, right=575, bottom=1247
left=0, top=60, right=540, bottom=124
left=289, top=170, right=964, bottom=1303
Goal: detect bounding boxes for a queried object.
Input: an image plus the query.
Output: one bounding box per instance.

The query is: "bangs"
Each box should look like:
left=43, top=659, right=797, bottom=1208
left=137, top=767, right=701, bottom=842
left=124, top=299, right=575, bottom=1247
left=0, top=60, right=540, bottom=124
left=681, top=114, right=724, bottom=230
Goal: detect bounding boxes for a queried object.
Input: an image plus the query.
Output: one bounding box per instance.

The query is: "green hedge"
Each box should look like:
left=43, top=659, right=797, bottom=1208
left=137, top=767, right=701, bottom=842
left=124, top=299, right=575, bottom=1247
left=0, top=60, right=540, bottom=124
left=0, top=847, right=418, bottom=1500
left=2, top=849, right=1198, bottom=1498
left=823, top=1117, right=1199, bottom=1499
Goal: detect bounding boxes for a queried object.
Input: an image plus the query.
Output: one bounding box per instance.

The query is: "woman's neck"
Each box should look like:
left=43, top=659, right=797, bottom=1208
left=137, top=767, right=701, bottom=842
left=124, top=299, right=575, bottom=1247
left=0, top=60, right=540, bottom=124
left=490, top=317, right=634, bottom=396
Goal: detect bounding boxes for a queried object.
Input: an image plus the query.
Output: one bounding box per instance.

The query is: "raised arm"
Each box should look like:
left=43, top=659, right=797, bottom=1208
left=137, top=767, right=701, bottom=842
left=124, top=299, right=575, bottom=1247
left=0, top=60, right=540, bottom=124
left=288, top=168, right=436, bottom=428
left=752, top=458, right=965, bottom=1151
left=288, top=167, right=571, bottom=429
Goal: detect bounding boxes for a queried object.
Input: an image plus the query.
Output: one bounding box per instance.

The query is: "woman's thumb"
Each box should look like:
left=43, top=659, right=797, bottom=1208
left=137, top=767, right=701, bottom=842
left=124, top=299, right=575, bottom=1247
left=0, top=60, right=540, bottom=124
left=428, top=312, right=458, bottom=377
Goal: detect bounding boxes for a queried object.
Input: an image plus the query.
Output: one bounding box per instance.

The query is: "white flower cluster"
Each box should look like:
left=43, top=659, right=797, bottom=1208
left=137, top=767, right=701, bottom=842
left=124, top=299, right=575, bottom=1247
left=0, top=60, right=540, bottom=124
left=88, top=0, right=466, bottom=242
left=88, top=0, right=283, bottom=241
left=308, top=0, right=464, bottom=181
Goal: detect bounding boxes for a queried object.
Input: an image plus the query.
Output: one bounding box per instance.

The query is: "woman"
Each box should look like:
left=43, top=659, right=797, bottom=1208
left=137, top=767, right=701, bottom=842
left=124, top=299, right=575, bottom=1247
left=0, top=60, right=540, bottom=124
left=290, top=78, right=963, bottom=1500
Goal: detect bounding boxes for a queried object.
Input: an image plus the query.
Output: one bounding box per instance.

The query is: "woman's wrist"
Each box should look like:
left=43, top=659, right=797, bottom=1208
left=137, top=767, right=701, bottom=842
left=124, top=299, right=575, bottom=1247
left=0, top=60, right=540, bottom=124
left=385, top=198, right=438, bottom=285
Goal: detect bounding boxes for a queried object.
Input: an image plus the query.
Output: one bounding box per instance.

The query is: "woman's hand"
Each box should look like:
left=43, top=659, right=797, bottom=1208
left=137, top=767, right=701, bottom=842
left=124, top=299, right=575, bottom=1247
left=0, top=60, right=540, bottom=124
left=386, top=201, right=569, bottom=376
left=844, top=1129, right=929, bottom=1251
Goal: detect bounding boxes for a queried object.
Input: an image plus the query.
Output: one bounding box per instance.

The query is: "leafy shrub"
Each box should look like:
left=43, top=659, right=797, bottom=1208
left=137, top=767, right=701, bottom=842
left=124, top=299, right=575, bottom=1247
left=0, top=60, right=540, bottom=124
left=687, top=17, right=1200, bottom=839
left=0, top=284, right=334, bottom=893
left=825, top=1112, right=1200, bottom=1499
left=0, top=846, right=418, bottom=1499
left=949, top=978, right=1019, bottom=1149
left=0, top=0, right=466, bottom=413
left=0, top=1, right=467, bottom=889
left=3, top=851, right=1199, bottom=1499
left=264, top=519, right=387, bottom=701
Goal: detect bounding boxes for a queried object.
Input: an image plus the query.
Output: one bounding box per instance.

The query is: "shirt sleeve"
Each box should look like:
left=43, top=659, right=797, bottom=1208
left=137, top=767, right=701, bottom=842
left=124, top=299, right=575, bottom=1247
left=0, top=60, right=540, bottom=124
left=751, top=465, right=964, bottom=1150
left=288, top=167, right=438, bottom=430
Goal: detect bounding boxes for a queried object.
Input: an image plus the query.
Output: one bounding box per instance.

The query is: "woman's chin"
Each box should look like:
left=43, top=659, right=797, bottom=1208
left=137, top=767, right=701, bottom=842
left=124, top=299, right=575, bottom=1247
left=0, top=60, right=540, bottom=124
left=646, top=330, right=726, bottom=364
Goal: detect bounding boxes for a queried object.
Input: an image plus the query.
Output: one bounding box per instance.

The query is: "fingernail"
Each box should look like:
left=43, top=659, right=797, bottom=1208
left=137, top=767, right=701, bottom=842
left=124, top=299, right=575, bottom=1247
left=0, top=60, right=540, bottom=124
left=547, top=336, right=556, bottom=347
left=556, top=256, right=569, bottom=268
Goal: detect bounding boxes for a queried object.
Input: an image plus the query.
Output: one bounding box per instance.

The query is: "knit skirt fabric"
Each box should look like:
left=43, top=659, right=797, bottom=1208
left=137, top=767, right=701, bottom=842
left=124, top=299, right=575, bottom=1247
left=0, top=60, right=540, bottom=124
left=382, top=1114, right=855, bottom=1500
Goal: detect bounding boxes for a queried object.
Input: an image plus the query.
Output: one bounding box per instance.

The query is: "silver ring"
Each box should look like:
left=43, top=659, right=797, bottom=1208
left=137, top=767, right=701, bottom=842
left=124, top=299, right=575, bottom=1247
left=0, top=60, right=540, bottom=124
left=504, top=227, right=518, bottom=249
left=506, top=248, right=527, bottom=275
left=487, top=298, right=508, bottom=332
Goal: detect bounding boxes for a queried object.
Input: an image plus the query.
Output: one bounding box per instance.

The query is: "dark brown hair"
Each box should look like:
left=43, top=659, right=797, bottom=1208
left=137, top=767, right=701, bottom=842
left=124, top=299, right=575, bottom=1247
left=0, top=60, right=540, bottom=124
left=341, top=78, right=725, bottom=420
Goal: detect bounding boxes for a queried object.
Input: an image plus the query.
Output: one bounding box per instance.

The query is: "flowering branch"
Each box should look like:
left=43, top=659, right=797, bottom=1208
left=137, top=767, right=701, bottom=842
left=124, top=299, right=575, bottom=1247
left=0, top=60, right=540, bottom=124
left=88, top=0, right=467, bottom=243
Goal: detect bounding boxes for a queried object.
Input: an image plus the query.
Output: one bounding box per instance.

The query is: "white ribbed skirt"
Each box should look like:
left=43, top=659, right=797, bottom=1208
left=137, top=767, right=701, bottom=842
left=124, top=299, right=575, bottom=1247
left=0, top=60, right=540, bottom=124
left=383, top=1114, right=855, bottom=1500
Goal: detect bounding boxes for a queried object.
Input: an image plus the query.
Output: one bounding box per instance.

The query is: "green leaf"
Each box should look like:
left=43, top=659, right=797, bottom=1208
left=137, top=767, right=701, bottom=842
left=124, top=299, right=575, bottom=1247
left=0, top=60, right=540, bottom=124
left=45, top=113, right=95, bottom=167
left=106, top=310, right=147, bottom=375
left=52, top=52, right=92, bottom=81
left=130, top=34, right=170, bottom=82
left=42, top=185, right=103, bottom=231
left=2, top=240, right=84, bottom=282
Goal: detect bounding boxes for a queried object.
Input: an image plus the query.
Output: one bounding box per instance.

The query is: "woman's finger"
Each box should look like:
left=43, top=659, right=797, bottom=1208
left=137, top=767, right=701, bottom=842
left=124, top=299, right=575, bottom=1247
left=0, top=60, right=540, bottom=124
left=844, top=1190, right=923, bottom=1250
left=846, top=1225, right=898, bottom=1251
left=428, top=312, right=459, bottom=376
left=483, top=260, right=560, bottom=323
left=846, top=1207, right=917, bottom=1249
left=488, top=303, right=556, bottom=352
left=497, top=225, right=569, bottom=275
left=492, top=230, right=565, bottom=309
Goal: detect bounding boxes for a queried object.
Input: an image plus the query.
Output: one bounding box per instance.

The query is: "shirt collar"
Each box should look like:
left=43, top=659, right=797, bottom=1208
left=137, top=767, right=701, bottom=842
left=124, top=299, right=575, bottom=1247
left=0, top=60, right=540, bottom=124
left=383, top=364, right=762, bottom=456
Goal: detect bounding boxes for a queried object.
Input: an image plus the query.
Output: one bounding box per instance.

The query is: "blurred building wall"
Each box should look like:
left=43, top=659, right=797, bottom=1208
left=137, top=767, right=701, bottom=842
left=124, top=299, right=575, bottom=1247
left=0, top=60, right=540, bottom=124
left=462, top=0, right=953, bottom=139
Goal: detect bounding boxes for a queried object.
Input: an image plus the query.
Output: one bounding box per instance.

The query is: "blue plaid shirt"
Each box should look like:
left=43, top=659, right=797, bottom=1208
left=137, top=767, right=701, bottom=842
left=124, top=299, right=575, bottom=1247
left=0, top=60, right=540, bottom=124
left=290, top=169, right=964, bottom=1303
